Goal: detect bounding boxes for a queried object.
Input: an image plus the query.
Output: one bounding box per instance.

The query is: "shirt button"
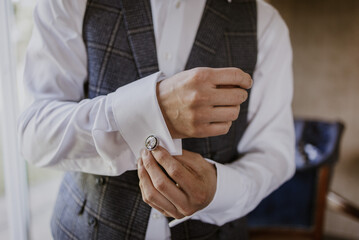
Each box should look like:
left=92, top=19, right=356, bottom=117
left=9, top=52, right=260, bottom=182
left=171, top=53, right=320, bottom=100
left=95, top=177, right=106, bottom=186
left=175, top=1, right=181, bottom=9
left=164, top=52, right=172, bottom=61
left=152, top=213, right=161, bottom=219
left=88, top=217, right=97, bottom=227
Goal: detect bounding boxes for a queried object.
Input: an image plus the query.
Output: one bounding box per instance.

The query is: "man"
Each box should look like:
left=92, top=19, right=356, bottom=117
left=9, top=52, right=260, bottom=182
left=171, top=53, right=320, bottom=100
left=19, top=0, right=295, bottom=239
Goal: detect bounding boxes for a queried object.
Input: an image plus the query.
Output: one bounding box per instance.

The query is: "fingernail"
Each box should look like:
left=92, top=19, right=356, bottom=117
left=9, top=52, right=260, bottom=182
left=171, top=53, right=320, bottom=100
left=138, top=158, right=142, bottom=168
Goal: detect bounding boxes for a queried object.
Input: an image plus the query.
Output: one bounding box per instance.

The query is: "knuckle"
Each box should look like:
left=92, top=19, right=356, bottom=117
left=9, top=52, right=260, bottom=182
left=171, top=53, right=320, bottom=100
left=243, top=90, right=248, bottom=101
left=236, top=105, right=241, bottom=116
left=227, top=121, right=233, bottom=129
left=191, top=67, right=206, bottom=82
left=173, top=210, right=185, bottom=219
left=186, top=127, right=196, bottom=137
left=185, top=126, right=196, bottom=137
left=234, top=68, right=240, bottom=82
left=156, top=151, right=166, bottom=162
left=143, top=159, right=153, bottom=169
left=229, top=110, right=239, bottom=121
left=222, top=122, right=232, bottom=135
left=155, top=150, right=169, bottom=164
left=191, top=126, right=205, bottom=138
left=243, top=91, right=248, bottom=101
left=137, top=167, right=144, bottom=178
left=227, top=122, right=233, bottom=132
left=142, top=192, right=150, bottom=203
left=191, top=109, right=206, bottom=123
left=194, top=191, right=208, bottom=206
left=153, top=179, right=167, bottom=192
left=189, top=91, right=207, bottom=107
left=187, top=112, right=202, bottom=130
left=182, top=207, right=195, bottom=217
left=192, top=152, right=202, bottom=160
left=174, top=213, right=184, bottom=219
left=190, top=108, right=200, bottom=121
left=187, top=111, right=196, bottom=124
left=238, top=89, right=248, bottom=102
left=145, top=192, right=155, bottom=203
left=160, top=209, right=169, bottom=217
left=245, top=73, right=253, bottom=88
left=168, top=165, right=182, bottom=179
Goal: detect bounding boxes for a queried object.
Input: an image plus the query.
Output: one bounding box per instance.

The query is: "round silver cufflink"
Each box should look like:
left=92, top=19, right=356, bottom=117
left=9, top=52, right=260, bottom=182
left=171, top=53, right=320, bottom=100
left=145, top=135, right=159, bottom=151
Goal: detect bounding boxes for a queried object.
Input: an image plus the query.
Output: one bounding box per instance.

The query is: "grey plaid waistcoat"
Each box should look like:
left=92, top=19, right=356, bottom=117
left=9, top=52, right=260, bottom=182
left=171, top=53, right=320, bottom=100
left=51, top=0, right=257, bottom=239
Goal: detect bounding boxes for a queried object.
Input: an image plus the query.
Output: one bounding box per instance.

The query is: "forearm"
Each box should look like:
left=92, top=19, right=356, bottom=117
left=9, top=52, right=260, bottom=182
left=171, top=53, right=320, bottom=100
left=19, top=93, right=132, bottom=175
left=19, top=0, right=181, bottom=175
left=19, top=71, right=184, bottom=175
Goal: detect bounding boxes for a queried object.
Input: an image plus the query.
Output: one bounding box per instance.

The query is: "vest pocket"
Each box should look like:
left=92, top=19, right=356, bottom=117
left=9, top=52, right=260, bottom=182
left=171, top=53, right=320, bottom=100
left=51, top=176, right=94, bottom=240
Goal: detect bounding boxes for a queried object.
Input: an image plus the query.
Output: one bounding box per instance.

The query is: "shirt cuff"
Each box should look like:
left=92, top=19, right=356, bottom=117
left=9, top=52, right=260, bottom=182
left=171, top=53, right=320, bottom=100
left=109, top=72, right=182, bottom=159
left=170, top=160, right=248, bottom=227
left=202, top=160, right=245, bottom=214
left=191, top=159, right=248, bottom=227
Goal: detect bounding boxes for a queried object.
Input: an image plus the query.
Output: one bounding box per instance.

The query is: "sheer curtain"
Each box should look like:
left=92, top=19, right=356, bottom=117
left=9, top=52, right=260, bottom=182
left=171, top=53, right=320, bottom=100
left=0, top=1, right=62, bottom=239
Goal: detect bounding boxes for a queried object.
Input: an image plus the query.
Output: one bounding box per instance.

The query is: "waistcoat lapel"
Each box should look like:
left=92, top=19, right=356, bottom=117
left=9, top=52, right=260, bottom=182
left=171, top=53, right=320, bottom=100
left=185, top=0, right=230, bottom=69
left=120, top=0, right=159, bottom=78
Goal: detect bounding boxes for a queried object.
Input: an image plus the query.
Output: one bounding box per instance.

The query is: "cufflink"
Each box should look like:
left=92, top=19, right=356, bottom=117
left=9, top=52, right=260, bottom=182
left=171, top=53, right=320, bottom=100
left=145, top=135, right=159, bottom=151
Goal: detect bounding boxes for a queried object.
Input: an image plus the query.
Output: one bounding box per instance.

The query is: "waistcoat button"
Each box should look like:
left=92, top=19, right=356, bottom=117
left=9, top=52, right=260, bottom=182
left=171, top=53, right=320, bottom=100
left=96, top=177, right=106, bottom=185
left=88, top=217, right=97, bottom=227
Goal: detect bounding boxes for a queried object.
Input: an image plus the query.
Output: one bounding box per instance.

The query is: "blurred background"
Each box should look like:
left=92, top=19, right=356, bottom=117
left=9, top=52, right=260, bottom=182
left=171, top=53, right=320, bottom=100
left=269, top=0, right=359, bottom=239
left=0, top=0, right=358, bottom=239
left=0, top=0, right=62, bottom=239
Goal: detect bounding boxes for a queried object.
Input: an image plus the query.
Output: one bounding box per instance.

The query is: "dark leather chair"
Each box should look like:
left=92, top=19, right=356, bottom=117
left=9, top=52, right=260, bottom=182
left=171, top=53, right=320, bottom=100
left=248, top=119, right=345, bottom=240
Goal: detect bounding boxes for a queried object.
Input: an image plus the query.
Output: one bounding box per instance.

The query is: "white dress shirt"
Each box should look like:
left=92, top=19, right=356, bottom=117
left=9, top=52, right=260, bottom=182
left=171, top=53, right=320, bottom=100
left=19, top=0, right=295, bottom=239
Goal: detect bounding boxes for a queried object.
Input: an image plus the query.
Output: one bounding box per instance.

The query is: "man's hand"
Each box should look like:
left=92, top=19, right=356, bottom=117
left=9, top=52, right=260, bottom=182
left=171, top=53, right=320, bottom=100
left=157, top=67, right=253, bottom=139
left=138, top=146, right=217, bottom=219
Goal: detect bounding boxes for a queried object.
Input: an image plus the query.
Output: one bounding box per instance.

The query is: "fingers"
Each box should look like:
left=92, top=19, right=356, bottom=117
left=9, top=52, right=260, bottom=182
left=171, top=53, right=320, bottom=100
left=150, top=147, right=213, bottom=215
left=150, top=147, right=196, bottom=194
left=174, top=150, right=217, bottom=180
left=207, top=68, right=253, bottom=89
left=196, top=105, right=240, bottom=123
left=156, top=67, right=251, bottom=139
left=203, top=121, right=233, bottom=137
left=182, top=121, right=232, bottom=138
left=140, top=147, right=217, bottom=217
left=209, top=87, right=248, bottom=106
left=140, top=149, right=189, bottom=212
left=138, top=158, right=185, bottom=219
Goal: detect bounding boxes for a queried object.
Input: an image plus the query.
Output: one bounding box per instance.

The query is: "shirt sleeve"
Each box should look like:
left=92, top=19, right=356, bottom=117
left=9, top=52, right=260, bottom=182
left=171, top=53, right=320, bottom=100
left=18, top=0, right=181, bottom=176
left=190, top=2, right=296, bottom=226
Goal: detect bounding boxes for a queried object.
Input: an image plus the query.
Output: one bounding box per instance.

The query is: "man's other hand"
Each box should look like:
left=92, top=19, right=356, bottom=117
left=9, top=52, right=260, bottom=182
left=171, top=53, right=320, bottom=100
left=157, top=67, right=253, bottom=139
left=138, top=146, right=217, bottom=219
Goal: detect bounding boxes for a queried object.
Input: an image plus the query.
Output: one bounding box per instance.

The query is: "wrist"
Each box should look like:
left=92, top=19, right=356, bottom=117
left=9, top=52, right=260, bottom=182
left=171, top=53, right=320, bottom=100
left=156, top=81, right=183, bottom=139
